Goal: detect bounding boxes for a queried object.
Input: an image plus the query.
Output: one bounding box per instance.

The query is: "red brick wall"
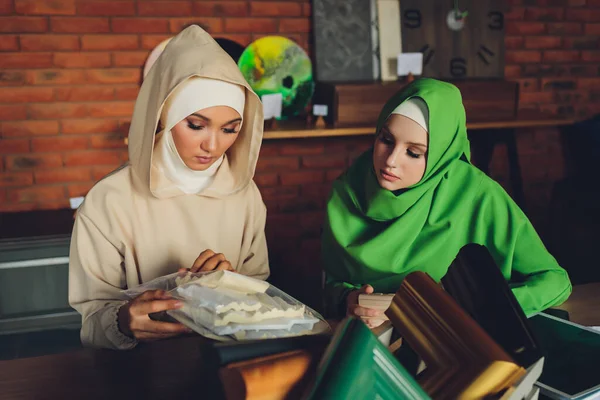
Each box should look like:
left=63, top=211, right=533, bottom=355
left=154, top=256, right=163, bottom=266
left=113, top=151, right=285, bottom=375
left=0, top=0, right=599, bottom=305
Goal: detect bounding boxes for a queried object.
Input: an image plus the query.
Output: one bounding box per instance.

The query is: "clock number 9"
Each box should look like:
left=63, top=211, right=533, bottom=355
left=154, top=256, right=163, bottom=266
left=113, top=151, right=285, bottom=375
left=450, top=58, right=467, bottom=78
left=403, top=9, right=422, bottom=29
left=488, top=11, right=504, bottom=30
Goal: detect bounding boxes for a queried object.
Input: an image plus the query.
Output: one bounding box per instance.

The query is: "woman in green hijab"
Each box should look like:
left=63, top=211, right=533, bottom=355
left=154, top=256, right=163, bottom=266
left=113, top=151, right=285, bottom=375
left=322, top=78, right=571, bottom=326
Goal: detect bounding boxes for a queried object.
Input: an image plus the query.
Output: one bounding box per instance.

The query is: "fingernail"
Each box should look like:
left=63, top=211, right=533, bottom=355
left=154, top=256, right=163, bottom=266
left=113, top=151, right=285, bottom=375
left=174, top=301, right=184, bottom=307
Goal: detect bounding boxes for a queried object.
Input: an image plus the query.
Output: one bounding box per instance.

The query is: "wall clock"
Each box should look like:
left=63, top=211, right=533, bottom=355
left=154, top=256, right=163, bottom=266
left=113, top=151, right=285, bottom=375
left=400, top=0, right=506, bottom=79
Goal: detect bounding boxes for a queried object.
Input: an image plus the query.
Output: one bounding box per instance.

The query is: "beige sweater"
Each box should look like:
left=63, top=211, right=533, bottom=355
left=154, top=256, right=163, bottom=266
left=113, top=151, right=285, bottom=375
left=69, top=26, right=269, bottom=350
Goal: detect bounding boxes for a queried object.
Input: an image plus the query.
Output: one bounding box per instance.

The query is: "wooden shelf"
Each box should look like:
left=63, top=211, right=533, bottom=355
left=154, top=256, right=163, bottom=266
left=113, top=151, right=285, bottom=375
left=123, top=112, right=576, bottom=145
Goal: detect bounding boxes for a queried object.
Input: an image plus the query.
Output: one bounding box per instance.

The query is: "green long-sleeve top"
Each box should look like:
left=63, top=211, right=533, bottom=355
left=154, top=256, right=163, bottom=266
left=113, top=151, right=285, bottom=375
left=322, top=79, right=571, bottom=318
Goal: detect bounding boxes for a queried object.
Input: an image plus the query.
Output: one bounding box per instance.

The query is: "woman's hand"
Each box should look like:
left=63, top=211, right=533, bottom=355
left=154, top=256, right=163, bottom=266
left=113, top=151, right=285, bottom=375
left=117, top=290, right=192, bottom=341
left=189, top=249, right=234, bottom=273
left=346, top=284, right=385, bottom=328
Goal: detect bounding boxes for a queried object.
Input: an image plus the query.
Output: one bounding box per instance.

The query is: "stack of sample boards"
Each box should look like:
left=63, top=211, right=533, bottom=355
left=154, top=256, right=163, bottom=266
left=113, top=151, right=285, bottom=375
left=212, top=243, right=600, bottom=399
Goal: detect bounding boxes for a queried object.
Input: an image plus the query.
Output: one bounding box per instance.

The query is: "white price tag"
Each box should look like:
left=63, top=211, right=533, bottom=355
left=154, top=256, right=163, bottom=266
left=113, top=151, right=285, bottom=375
left=261, top=93, right=283, bottom=120
left=69, top=196, right=84, bottom=209
left=397, top=52, right=423, bottom=77
left=313, top=104, right=328, bottom=116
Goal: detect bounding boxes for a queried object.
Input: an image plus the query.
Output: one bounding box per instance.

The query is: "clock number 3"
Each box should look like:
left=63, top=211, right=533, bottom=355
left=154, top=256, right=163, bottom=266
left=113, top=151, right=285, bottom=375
left=488, top=11, right=504, bottom=30
left=403, top=9, right=422, bottom=29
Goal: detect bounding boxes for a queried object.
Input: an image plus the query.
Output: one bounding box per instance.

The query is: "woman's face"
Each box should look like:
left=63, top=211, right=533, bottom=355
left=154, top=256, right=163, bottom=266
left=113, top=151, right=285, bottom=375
left=373, top=114, right=428, bottom=191
left=170, top=105, right=242, bottom=171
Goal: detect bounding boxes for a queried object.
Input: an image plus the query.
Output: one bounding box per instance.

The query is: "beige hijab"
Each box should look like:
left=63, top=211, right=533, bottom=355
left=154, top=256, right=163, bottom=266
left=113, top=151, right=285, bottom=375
left=128, top=25, right=264, bottom=198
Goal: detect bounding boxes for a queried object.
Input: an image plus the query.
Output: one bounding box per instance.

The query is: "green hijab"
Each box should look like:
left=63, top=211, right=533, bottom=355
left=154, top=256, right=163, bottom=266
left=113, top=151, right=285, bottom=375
left=322, top=78, right=571, bottom=317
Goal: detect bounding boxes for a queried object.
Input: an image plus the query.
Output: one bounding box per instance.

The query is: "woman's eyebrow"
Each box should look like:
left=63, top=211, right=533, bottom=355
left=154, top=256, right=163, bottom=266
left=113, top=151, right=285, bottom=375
left=407, top=142, right=428, bottom=150
left=224, top=117, right=242, bottom=125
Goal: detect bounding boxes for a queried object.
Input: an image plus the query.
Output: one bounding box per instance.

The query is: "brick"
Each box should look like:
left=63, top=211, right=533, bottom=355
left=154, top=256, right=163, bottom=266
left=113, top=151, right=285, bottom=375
left=15, top=0, right=75, bottom=15
left=569, top=65, right=597, bottom=76
left=1, top=121, right=60, bottom=137
left=0, top=16, right=48, bottom=32
left=0, top=35, right=19, bottom=51
left=260, top=185, right=299, bottom=200
left=516, top=78, right=540, bottom=92
left=280, top=142, right=324, bottom=156
left=256, top=156, right=299, bottom=172
left=582, top=51, right=600, bottom=62
left=20, top=34, right=79, bottom=51
left=0, top=139, right=29, bottom=153
left=326, top=169, right=344, bottom=182
left=0, top=172, right=33, bottom=187
left=505, top=36, right=524, bottom=50
left=61, top=119, right=118, bottom=134
left=566, top=9, right=600, bottom=21
left=0, top=87, right=54, bottom=103
left=564, top=37, right=600, bottom=50
left=0, top=105, right=27, bottom=120
left=78, top=0, right=135, bottom=16
left=214, top=33, right=252, bottom=47
left=546, top=22, right=583, bottom=34
left=302, top=3, right=311, bottom=16
left=504, top=65, right=522, bottom=78
left=280, top=171, right=325, bottom=186
left=28, top=103, right=87, bottom=119
left=64, top=150, right=120, bottom=166
left=6, top=154, right=63, bottom=169
left=506, top=21, right=546, bottom=35
left=85, top=68, right=140, bottom=84
left=32, top=136, right=88, bottom=152
left=543, top=50, right=580, bottom=63
left=524, top=36, right=562, bottom=49
left=301, top=154, right=346, bottom=169
left=578, top=78, right=600, bottom=89
left=192, top=1, right=248, bottom=17
left=56, top=86, right=114, bottom=102
left=54, top=52, right=111, bottom=68
left=505, top=6, right=525, bottom=20
left=67, top=183, right=94, bottom=197
left=8, top=186, right=66, bottom=203
left=259, top=143, right=279, bottom=157
left=0, top=0, right=13, bottom=14
left=112, top=18, right=170, bottom=33
left=35, top=167, right=91, bottom=184
left=0, top=71, right=25, bottom=86
left=139, top=1, right=192, bottom=16
left=88, top=101, right=134, bottom=117
left=254, top=173, right=278, bottom=187
left=0, top=52, right=53, bottom=68
left=81, top=35, right=138, bottom=50
left=115, top=86, right=139, bottom=100
left=542, top=79, right=576, bottom=90
left=224, top=18, right=277, bottom=33
left=90, top=133, right=127, bottom=149
left=50, top=17, right=109, bottom=33
left=520, top=91, right=555, bottom=104
left=301, top=183, right=331, bottom=199
left=140, top=34, right=173, bottom=50
left=278, top=18, right=310, bottom=33
left=585, top=24, right=600, bottom=35
left=525, top=7, right=564, bottom=21
left=505, top=51, right=542, bottom=63
left=168, top=18, right=223, bottom=34
left=279, top=195, right=324, bottom=213
left=251, top=2, right=301, bottom=17
left=92, top=165, right=118, bottom=180
left=26, top=69, right=86, bottom=85
left=112, top=51, right=149, bottom=67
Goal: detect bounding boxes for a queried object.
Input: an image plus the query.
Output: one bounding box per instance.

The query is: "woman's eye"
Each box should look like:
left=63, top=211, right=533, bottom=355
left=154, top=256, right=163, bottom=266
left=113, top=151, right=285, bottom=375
left=407, top=149, right=422, bottom=159
left=187, top=122, right=204, bottom=131
left=378, top=135, right=394, bottom=146
left=223, top=128, right=238, bottom=134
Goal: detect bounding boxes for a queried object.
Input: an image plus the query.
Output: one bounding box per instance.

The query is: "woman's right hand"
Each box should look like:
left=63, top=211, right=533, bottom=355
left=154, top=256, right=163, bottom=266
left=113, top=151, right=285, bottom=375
left=346, top=284, right=385, bottom=328
left=117, top=290, right=192, bottom=341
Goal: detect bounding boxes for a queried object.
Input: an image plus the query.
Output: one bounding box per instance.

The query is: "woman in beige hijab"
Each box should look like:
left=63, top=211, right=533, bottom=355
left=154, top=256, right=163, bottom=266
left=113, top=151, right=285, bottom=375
left=69, top=26, right=268, bottom=350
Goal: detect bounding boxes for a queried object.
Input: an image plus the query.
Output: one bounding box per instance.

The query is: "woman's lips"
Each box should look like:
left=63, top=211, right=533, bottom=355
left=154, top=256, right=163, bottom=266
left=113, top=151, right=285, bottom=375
left=380, top=169, right=400, bottom=182
left=194, top=156, right=213, bottom=164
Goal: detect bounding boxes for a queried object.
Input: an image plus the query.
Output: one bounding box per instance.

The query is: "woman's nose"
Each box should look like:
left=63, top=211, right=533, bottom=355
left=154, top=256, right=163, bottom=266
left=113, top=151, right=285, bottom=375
left=200, top=131, right=217, bottom=152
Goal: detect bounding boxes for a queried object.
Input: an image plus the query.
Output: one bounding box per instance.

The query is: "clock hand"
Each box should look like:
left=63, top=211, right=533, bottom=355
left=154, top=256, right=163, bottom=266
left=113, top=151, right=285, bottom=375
left=453, top=0, right=469, bottom=20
